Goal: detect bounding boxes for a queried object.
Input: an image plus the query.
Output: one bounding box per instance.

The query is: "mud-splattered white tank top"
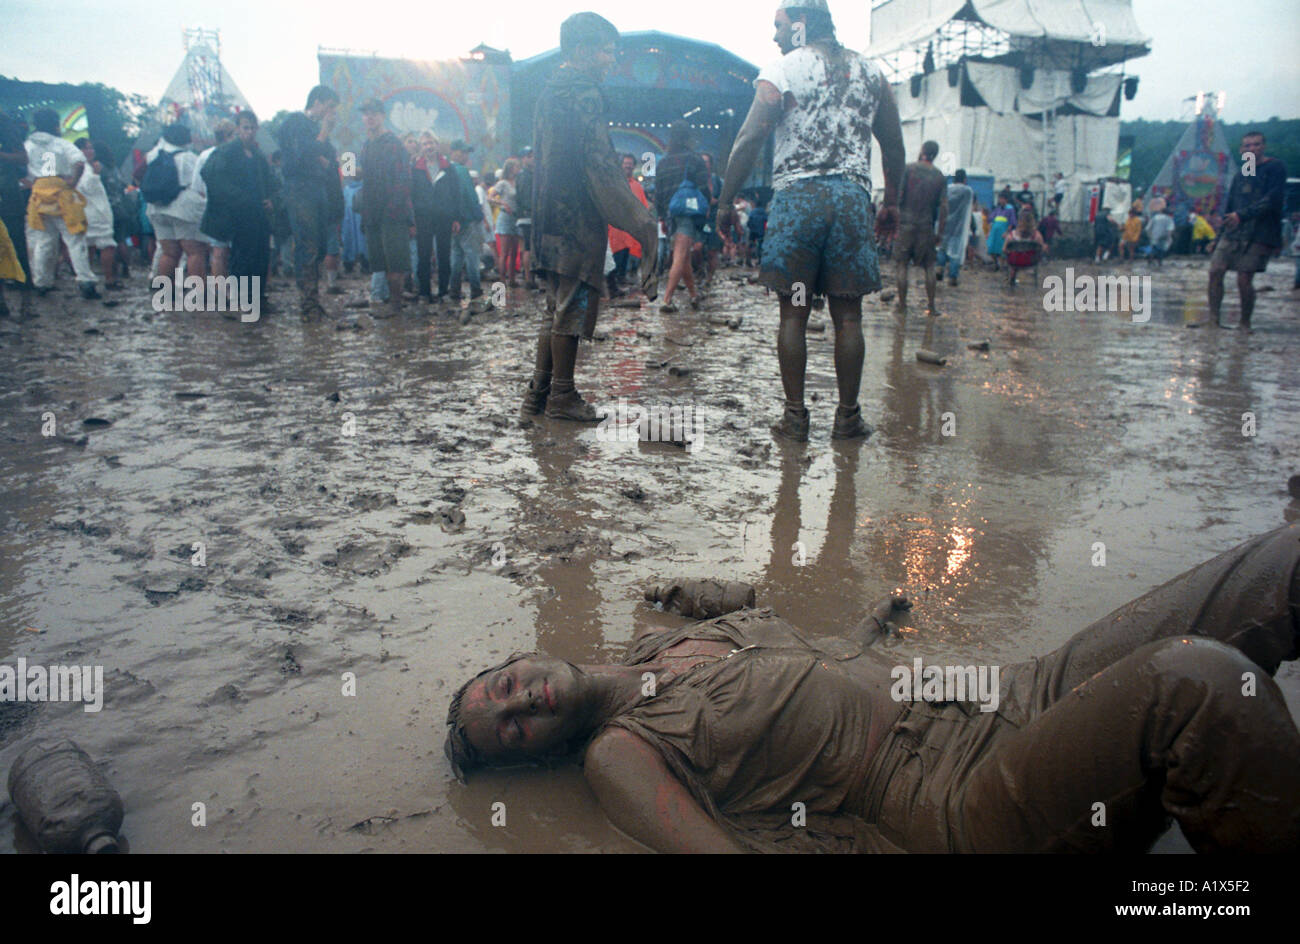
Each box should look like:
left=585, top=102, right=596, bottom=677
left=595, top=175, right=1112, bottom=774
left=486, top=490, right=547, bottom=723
left=755, top=44, right=888, bottom=195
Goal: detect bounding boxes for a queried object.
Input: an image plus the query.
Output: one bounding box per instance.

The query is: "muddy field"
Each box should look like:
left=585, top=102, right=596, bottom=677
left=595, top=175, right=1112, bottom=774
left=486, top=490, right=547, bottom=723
left=0, top=253, right=1297, bottom=853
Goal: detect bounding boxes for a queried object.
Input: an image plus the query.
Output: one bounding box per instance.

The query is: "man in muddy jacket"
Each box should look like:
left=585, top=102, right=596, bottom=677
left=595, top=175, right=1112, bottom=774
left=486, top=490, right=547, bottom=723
left=522, top=12, right=659, bottom=422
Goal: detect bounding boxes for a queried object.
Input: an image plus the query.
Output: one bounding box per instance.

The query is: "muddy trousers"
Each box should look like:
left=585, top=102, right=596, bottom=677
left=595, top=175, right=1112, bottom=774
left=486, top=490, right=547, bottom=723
left=286, top=189, right=332, bottom=294
left=27, top=218, right=96, bottom=289
left=875, top=525, right=1300, bottom=853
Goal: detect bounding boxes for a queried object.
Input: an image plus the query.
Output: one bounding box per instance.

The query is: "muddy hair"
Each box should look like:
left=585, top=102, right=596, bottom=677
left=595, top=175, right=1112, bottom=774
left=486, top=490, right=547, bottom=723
left=787, top=7, right=839, bottom=49
left=444, top=652, right=594, bottom=781
left=443, top=652, right=533, bottom=781
left=560, top=12, right=619, bottom=59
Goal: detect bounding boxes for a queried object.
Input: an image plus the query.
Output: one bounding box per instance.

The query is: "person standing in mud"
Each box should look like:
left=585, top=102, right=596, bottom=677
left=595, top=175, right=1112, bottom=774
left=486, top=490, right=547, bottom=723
left=358, top=100, right=413, bottom=319
left=893, top=141, right=947, bottom=316
left=0, top=111, right=33, bottom=316
left=936, top=168, right=972, bottom=286
left=446, top=139, right=488, bottom=320
left=515, top=146, right=537, bottom=290
left=1208, top=131, right=1288, bottom=331
left=200, top=111, right=274, bottom=309
left=521, top=12, right=659, bottom=422
left=277, top=85, right=340, bottom=320
left=716, top=0, right=904, bottom=443
left=23, top=108, right=100, bottom=300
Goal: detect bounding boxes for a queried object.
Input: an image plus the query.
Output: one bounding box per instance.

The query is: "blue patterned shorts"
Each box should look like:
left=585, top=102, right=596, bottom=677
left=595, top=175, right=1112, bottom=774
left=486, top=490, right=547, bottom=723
left=759, top=176, right=881, bottom=298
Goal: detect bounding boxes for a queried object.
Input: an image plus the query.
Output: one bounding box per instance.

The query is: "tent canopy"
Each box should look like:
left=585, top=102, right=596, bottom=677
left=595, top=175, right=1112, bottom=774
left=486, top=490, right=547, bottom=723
left=868, top=0, right=1151, bottom=70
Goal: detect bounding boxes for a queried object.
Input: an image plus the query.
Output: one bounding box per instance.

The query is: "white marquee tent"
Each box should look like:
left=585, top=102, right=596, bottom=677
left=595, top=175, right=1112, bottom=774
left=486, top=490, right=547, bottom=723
left=866, top=0, right=1151, bottom=219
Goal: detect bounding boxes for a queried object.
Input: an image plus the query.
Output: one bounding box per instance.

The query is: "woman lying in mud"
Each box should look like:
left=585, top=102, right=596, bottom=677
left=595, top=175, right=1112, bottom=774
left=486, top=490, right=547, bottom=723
left=445, top=526, right=1300, bottom=853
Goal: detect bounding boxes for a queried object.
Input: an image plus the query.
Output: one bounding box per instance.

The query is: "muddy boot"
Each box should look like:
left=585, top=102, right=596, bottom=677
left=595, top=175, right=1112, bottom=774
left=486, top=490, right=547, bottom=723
left=645, top=578, right=756, bottom=619
left=771, top=402, right=810, bottom=443
left=544, top=382, right=599, bottom=423
left=831, top=403, right=873, bottom=441
left=520, top=373, right=551, bottom=416
left=300, top=277, right=325, bottom=321
left=78, top=282, right=101, bottom=300
left=375, top=296, right=402, bottom=319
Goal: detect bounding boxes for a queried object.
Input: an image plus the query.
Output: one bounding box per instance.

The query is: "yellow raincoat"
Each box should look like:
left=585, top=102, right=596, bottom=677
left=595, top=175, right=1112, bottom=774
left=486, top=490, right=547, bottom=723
left=25, top=177, right=87, bottom=234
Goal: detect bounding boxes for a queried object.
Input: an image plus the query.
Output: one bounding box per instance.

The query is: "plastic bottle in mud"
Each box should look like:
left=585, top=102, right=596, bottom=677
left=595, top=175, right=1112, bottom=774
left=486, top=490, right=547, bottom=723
left=645, top=578, right=756, bottom=619
left=7, top=739, right=124, bottom=853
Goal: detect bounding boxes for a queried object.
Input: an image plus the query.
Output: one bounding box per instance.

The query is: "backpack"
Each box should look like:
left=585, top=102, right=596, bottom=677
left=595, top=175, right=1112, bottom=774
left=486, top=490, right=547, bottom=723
left=668, top=177, right=707, bottom=221
left=141, top=149, right=184, bottom=206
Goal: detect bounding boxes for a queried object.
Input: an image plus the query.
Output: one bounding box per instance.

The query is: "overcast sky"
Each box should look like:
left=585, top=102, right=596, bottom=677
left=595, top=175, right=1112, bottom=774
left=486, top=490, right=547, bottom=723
left=3, top=0, right=1297, bottom=122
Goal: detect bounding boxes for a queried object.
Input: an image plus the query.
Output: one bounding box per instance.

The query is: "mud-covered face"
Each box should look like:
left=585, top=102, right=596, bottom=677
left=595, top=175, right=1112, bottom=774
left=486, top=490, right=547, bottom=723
left=458, top=657, right=586, bottom=765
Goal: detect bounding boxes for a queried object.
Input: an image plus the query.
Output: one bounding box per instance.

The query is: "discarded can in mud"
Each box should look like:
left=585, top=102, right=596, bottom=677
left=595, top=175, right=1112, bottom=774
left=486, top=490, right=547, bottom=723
left=645, top=578, right=756, bottom=619
left=7, top=739, right=124, bottom=853
left=916, top=349, right=948, bottom=366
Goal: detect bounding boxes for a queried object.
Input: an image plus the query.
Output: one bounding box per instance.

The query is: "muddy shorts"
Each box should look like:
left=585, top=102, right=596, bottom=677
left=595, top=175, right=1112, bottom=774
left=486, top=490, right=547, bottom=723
left=894, top=222, right=938, bottom=267
left=1211, top=237, right=1272, bottom=273
left=542, top=271, right=600, bottom=340
left=365, top=220, right=411, bottom=274
left=759, top=175, right=881, bottom=297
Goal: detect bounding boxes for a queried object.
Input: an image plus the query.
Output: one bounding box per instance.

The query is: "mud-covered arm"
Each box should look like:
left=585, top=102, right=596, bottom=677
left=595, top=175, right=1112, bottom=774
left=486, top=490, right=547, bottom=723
left=857, top=593, right=911, bottom=647
left=935, top=180, right=948, bottom=236
left=872, top=81, right=905, bottom=229
left=586, top=147, right=657, bottom=256
left=585, top=728, right=744, bottom=854
left=718, top=83, right=783, bottom=220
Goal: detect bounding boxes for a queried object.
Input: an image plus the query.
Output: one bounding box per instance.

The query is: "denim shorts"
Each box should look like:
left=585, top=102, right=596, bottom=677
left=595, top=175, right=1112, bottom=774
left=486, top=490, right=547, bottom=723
left=759, top=175, right=881, bottom=297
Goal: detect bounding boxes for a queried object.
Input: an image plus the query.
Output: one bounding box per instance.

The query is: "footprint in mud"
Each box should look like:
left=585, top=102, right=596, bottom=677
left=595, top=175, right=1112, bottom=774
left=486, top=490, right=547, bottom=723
left=438, top=507, right=467, bottom=533
left=322, top=538, right=415, bottom=576
left=50, top=519, right=111, bottom=539
left=139, top=573, right=207, bottom=604
left=349, top=491, right=398, bottom=512
left=279, top=649, right=302, bottom=676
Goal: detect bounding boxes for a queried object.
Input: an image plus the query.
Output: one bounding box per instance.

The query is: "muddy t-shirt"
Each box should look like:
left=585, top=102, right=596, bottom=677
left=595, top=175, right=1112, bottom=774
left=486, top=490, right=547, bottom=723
left=755, top=44, right=888, bottom=194
left=603, top=609, right=906, bottom=853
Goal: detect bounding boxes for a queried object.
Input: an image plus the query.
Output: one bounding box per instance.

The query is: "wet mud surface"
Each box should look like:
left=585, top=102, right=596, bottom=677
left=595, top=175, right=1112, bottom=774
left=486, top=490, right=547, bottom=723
left=0, top=256, right=1297, bottom=852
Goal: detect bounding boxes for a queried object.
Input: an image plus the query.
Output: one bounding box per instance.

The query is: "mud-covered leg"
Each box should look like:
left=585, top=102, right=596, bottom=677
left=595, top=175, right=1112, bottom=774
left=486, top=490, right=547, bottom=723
left=956, top=638, right=1300, bottom=853
left=1038, top=525, right=1300, bottom=696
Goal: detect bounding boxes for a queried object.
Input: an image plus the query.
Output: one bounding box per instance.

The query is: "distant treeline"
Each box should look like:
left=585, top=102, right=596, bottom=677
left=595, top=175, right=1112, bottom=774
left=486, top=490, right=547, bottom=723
left=1123, top=117, right=1300, bottom=191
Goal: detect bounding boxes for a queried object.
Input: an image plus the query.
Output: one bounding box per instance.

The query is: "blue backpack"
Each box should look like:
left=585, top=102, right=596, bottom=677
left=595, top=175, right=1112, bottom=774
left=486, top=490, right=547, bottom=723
left=668, top=178, right=707, bottom=221
left=141, top=149, right=183, bottom=206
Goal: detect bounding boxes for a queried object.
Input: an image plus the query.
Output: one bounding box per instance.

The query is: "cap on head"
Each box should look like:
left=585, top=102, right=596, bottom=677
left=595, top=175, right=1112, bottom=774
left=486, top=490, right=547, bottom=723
left=360, top=98, right=386, bottom=115
left=450, top=138, right=473, bottom=153
left=521, top=145, right=533, bottom=156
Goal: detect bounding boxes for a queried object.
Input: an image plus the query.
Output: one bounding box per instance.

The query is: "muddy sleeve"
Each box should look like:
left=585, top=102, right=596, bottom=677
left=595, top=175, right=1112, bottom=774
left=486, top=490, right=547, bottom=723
left=1237, top=161, right=1285, bottom=223
left=585, top=132, right=656, bottom=252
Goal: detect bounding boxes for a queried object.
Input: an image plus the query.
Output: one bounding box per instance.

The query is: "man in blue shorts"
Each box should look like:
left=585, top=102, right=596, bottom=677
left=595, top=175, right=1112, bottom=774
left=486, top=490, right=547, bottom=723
left=718, top=0, right=904, bottom=443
